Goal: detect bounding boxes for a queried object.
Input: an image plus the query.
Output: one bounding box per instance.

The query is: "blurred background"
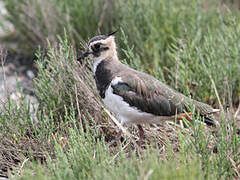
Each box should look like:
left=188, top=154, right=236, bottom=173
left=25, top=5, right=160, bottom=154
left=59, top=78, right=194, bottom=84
left=0, top=0, right=239, bottom=108
left=0, top=0, right=240, bottom=179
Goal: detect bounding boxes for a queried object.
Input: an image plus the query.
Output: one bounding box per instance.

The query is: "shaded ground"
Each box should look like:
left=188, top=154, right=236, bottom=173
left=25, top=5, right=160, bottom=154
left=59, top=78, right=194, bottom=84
left=0, top=54, right=37, bottom=106
left=0, top=2, right=36, bottom=109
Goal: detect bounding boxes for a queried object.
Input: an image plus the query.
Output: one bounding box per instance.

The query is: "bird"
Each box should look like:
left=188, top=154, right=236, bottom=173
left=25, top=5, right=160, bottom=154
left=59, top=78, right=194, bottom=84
left=77, top=31, right=219, bottom=143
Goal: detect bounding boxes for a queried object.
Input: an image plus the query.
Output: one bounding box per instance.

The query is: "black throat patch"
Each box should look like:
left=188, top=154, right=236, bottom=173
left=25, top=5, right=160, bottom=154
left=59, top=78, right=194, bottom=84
left=94, top=60, right=113, bottom=98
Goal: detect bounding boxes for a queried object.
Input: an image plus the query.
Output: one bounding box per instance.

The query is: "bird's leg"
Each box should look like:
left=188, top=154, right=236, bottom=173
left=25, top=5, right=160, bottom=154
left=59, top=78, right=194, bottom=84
left=176, top=112, right=192, bottom=122
left=137, top=124, right=145, bottom=141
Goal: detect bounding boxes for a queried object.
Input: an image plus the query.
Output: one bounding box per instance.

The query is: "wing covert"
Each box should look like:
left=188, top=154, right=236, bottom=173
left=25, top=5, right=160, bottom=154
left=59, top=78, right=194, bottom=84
left=111, top=81, right=184, bottom=116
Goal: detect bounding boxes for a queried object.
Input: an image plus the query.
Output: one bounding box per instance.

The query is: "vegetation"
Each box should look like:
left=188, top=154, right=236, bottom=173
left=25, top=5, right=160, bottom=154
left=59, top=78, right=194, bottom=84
left=0, top=0, right=239, bottom=179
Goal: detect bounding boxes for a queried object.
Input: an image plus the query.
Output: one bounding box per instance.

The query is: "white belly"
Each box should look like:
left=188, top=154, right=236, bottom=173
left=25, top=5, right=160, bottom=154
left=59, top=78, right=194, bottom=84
left=103, top=77, right=160, bottom=125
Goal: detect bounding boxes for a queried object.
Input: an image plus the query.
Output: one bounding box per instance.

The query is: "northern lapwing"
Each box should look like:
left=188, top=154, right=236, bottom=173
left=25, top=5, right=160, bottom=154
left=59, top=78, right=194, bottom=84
left=77, top=31, right=219, bottom=142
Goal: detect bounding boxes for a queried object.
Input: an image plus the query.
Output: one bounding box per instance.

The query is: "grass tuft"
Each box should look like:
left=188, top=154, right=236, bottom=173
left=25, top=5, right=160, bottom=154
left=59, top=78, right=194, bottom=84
left=0, top=0, right=239, bottom=179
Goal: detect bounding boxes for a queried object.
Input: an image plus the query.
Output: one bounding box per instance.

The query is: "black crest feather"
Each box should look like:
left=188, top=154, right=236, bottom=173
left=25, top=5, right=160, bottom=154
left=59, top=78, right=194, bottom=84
left=107, top=28, right=119, bottom=36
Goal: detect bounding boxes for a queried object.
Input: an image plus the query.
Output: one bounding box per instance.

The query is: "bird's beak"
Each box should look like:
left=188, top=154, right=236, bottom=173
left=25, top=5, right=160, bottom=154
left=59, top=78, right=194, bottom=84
left=77, top=51, right=90, bottom=61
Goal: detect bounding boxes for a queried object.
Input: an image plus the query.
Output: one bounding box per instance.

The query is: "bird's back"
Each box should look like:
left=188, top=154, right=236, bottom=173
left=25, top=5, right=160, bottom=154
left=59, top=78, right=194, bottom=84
left=112, top=61, right=214, bottom=116
left=95, top=59, right=216, bottom=125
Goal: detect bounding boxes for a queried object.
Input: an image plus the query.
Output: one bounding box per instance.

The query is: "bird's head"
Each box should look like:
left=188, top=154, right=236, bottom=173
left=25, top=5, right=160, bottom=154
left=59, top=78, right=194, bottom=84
left=77, top=30, right=118, bottom=62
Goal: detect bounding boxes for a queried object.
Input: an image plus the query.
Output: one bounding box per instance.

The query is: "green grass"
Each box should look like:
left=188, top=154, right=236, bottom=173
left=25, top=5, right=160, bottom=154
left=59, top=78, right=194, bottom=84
left=13, top=121, right=215, bottom=180
left=1, top=0, right=240, bottom=104
left=0, top=0, right=240, bottom=179
left=0, top=35, right=238, bottom=179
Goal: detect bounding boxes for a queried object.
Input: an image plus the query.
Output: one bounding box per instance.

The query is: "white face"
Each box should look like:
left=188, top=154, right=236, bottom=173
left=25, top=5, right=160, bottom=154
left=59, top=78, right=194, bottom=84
left=87, top=36, right=117, bottom=61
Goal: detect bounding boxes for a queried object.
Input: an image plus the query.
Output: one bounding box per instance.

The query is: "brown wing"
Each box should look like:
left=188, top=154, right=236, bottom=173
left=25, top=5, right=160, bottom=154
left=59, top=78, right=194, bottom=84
left=112, top=70, right=215, bottom=125
left=111, top=73, right=186, bottom=116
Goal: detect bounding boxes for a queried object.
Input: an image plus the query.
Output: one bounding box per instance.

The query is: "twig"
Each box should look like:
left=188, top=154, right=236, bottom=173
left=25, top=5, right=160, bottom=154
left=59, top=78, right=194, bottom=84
left=0, top=47, right=8, bottom=96
left=229, top=157, right=240, bottom=178
left=103, top=107, right=131, bottom=137
left=97, top=0, right=109, bottom=31
left=107, top=141, right=131, bottom=165
left=74, top=84, right=83, bottom=132
left=175, top=40, right=183, bottom=89
left=144, top=169, right=153, bottom=180
left=17, top=158, right=29, bottom=176
left=234, top=96, right=240, bottom=119
left=199, top=54, right=224, bottom=111
left=210, top=75, right=224, bottom=111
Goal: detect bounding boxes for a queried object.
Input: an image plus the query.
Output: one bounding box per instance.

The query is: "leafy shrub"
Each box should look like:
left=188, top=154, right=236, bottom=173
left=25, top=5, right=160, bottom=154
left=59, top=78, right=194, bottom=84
left=1, top=0, right=239, bottom=105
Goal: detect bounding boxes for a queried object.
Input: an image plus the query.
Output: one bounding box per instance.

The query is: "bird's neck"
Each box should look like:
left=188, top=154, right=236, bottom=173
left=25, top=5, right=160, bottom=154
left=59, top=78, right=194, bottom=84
left=93, top=52, right=119, bottom=75
left=93, top=59, right=104, bottom=75
left=93, top=58, right=118, bottom=98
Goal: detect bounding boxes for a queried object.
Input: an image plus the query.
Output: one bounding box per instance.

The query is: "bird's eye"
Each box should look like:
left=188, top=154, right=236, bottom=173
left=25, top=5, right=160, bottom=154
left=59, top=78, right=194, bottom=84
left=92, top=44, right=100, bottom=52
left=94, top=44, right=100, bottom=49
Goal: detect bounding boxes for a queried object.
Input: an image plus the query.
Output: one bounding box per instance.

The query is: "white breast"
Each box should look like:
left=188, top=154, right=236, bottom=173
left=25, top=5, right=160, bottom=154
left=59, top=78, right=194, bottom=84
left=103, top=77, right=160, bottom=126
left=93, top=59, right=103, bottom=75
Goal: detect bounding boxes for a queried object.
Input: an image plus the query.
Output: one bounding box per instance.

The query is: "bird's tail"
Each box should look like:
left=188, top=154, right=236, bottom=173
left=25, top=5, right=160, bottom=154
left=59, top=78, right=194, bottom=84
left=201, top=109, right=220, bottom=126
left=202, top=116, right=215, bottom=126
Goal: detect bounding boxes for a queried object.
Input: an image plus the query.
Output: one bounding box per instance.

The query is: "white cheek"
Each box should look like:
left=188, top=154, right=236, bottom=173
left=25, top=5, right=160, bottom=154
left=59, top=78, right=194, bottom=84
left=98, top=52, right=107, bottom=58
left=92, top=52, right=108, bottom=61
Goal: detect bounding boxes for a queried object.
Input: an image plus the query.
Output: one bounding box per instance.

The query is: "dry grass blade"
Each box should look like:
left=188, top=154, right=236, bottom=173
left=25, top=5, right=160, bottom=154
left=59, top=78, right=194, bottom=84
left=0, top=47, right=8, bottom=97
left=103, top=107, right=131, bottom=137
left=234, top=96, right=240, bottom=119
left=229, top=157, right=240, bottom=177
